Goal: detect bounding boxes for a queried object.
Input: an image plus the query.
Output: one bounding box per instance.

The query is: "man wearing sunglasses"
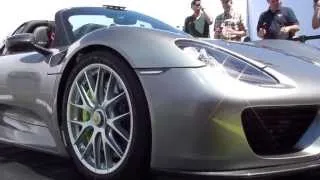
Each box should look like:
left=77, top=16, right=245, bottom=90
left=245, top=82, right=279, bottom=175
left=214, top=0, right=247, bottom=41
left=183, top=0, right=213, bottom=38
left=257, top=0, right=300, bottom=40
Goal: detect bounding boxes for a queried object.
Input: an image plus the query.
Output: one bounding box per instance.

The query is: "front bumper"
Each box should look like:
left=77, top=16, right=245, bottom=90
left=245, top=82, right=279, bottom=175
left=137, top=66, right=320, bottom=175
left=154, top=159, right=320, bottom=178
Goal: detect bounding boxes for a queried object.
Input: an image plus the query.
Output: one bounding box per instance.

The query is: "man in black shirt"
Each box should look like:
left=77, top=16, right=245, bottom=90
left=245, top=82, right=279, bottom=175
left=257, top=0, right=300, bottom=40
left=184, top=0, right=213, bottom=38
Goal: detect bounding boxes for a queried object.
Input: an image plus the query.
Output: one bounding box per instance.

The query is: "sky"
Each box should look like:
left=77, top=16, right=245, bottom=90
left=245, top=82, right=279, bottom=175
left=0, top=0, right=246, bottom=40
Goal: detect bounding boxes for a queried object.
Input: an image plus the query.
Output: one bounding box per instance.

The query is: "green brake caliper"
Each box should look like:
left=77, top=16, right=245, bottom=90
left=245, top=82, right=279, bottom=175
left=81, top=89, right=94, bottom=143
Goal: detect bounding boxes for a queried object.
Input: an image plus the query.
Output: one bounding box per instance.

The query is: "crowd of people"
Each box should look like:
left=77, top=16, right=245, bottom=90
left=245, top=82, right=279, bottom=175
left=183, top=0, right=320, bottom=41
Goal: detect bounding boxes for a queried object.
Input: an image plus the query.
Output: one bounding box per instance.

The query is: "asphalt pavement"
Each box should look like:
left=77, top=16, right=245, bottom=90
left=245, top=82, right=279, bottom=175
left=0, top=143, right=319, bottom=180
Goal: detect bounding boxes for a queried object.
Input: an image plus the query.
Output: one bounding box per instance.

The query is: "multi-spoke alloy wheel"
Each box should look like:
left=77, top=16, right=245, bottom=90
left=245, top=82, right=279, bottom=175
left=67, top=63, right=132, bottom=174
left=62, top=51, right=150, bottom=180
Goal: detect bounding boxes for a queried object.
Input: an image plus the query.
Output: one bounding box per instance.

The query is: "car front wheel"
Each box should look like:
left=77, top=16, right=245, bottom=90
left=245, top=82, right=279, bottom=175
left=61, top=50, right=150, bottom=180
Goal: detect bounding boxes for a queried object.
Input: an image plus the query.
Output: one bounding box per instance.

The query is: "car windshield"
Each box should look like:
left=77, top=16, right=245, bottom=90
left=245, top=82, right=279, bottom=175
left=67, top=7, right=185, bottom=41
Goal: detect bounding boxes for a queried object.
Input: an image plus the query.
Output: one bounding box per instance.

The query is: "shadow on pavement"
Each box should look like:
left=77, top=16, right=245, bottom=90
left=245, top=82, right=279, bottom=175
left=0, top=143, right=84, bottom=180
left=0, top=143, right=319, bottom=180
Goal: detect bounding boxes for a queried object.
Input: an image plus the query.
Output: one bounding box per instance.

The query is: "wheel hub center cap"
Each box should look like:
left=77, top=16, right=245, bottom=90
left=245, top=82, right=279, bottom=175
left=93, top=110, right=104, bottom=127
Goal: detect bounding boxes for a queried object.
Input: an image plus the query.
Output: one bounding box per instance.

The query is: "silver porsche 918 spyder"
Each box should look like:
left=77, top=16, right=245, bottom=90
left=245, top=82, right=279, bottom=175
left=1, top=5, right=320, bottom=180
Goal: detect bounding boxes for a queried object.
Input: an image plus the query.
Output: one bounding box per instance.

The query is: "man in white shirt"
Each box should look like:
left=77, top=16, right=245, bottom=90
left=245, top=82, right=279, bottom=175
left=214, top=0, right=247, bottom=41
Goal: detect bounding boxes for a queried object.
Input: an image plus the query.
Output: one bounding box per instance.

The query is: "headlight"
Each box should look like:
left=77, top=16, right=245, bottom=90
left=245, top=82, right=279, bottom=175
left=176, top=40, right=279, bottom=85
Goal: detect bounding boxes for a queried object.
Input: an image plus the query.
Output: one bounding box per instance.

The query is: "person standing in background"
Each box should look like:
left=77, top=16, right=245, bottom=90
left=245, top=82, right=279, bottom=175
left=312, top=0, right=320, bottom=29
left=257, top=0, right=300, bottom=40
left=214, top=0, right=247, bottom=41
left=184, top=0, right=213, bottom=38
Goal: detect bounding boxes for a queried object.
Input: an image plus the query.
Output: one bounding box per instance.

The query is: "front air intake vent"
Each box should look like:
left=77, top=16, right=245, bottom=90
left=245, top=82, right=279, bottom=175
left=242, top=105, right=318, bottom=155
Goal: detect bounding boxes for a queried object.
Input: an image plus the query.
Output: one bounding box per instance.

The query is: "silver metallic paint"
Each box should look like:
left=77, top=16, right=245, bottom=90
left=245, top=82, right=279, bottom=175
left=138, top=66, right=320, bottom=172
left=0, top=52, right=66, bottom=155
left=1, top=22, right=320, bottom=177
left=58, top=27, right=205, bottom=72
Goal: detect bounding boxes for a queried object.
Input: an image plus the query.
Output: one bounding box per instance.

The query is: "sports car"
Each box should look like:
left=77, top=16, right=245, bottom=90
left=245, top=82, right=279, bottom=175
left=1, top=5, right=320, bottom=180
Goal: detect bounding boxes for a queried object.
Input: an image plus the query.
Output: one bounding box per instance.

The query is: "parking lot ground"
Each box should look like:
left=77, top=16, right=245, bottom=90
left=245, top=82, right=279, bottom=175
left=0, top=143, right=319, bottom=180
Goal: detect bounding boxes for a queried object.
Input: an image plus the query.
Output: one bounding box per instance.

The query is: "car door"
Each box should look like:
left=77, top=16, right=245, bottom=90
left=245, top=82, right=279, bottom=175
left=0, top=46, right=58, bottom=128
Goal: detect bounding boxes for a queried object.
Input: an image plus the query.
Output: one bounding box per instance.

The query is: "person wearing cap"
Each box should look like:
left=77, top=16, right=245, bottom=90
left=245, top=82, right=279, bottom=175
left=257, top=0, right=300, bottom=40
left=183, top=0, right=213, bottom=38
left=213, top=0, right=247, bottom=41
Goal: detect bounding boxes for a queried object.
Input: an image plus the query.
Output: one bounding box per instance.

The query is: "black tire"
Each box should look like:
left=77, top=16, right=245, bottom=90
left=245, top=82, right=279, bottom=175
left=61, top=50, right=151, bottom=180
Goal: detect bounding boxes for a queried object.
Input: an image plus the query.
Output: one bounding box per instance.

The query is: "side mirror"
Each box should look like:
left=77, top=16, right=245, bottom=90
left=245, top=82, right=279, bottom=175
left=5, top=33, right=52, bottom=56
left=5, top=33, right=35, bottom=52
